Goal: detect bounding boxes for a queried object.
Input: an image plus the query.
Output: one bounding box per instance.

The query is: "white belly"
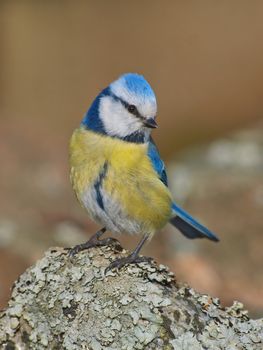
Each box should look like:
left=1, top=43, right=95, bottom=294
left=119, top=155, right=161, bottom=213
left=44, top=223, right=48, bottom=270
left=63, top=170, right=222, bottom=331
left=81, top=185, right=144, bottom=235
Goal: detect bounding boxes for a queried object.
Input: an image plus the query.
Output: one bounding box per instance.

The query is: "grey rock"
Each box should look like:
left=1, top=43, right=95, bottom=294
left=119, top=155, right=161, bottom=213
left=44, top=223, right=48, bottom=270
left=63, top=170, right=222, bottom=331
left=0, top=245, right=262, bottom=349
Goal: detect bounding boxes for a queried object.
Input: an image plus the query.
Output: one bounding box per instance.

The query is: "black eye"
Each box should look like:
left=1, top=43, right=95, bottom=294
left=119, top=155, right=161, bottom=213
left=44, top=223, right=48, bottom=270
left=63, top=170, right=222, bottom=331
left=127, top=104, right=136, bottom=114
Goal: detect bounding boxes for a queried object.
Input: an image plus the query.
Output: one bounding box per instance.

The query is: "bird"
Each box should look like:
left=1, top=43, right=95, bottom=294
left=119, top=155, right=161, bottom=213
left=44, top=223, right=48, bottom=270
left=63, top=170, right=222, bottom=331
left=69, top=73, right=219, bottom=271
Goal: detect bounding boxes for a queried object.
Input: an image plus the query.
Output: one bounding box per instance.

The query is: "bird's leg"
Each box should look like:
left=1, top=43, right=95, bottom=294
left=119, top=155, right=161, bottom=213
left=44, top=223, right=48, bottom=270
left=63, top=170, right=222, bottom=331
left=69, top=227, right=119, bottom=257
left=105, top=234, right=153, bottom=272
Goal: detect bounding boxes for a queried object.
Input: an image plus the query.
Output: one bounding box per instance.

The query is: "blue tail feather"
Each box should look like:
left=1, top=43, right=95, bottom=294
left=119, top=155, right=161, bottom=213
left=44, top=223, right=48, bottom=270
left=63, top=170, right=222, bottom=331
left=170, top=203, right=219, bottom=242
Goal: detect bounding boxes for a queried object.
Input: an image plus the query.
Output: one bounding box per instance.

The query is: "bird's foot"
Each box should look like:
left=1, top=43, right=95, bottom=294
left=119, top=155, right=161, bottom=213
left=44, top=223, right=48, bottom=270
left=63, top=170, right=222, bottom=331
left=105, top=254, right=153, bottom=273
left=69, top=236, right=119, bottom=258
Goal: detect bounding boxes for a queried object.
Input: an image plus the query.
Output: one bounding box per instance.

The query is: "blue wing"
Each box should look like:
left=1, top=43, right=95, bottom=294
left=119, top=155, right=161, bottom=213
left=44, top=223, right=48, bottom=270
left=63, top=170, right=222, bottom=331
left=170, top=203, right=219, bottom=241
left=147, top=137, right=168, bottom=186
left=147, top=137, right=219, bottom=242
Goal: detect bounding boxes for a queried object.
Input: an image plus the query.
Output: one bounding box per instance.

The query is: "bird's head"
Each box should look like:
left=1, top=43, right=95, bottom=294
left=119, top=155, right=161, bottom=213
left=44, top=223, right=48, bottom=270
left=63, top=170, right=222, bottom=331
left=81, top=73, right=157, bottom=143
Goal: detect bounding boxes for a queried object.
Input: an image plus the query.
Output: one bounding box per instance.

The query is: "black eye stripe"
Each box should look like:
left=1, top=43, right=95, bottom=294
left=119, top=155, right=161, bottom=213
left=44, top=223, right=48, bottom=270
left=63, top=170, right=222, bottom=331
left=110, top=92, right=144, bottom=120
left=126, top=104, right=140, bottom=118
left=128, top=105, right=142, bottom=119
left=121, top=100, right=143, bottom=119
left=127, top=104, right=136, bottom=113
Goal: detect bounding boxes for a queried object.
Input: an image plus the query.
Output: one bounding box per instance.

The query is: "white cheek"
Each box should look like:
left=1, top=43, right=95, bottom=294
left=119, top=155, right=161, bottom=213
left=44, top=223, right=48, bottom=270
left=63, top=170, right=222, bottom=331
left=99, top=97, right=142, bottom=137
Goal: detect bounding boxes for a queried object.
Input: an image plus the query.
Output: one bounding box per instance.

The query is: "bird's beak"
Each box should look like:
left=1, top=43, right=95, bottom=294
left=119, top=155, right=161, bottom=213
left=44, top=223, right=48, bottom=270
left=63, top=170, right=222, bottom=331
left=143, top=117, right=158, bottom=129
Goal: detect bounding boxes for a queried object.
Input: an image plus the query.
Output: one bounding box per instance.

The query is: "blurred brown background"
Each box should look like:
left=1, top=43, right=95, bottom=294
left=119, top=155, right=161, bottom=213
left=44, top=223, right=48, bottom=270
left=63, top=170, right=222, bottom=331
left=0, top=1, right=263, bottom=317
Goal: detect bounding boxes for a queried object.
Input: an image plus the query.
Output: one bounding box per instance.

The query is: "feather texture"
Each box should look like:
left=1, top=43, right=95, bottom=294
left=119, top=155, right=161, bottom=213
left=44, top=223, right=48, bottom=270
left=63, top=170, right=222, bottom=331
left=147, top=137, right=168, bottom=186
left=69, top=127, right=172, bottom=236
left=70, top=73, right=219, bottom=244
left=170, top=203, right=219, bottom=241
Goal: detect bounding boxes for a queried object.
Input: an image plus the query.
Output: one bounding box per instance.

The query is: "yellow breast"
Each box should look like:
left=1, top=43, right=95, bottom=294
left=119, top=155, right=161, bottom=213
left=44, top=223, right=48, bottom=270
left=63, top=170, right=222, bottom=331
left=69, top=127, right=172, bottom=233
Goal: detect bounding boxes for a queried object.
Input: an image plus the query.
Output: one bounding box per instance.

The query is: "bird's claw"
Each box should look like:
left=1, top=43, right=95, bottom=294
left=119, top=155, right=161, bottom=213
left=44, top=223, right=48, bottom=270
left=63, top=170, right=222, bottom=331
left=105, top=254, right=153, bottom=274
left=68, top=237, right=120, bottom=258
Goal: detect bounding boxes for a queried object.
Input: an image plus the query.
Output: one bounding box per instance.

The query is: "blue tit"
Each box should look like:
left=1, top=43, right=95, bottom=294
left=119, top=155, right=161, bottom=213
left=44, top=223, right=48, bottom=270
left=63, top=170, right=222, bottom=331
left=69, top=73, right=219, bottom=271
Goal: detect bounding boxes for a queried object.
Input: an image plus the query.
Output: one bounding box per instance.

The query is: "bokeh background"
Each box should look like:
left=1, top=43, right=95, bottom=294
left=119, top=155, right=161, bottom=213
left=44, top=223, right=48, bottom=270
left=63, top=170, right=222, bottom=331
left=0, top=1, right=262, bottom=317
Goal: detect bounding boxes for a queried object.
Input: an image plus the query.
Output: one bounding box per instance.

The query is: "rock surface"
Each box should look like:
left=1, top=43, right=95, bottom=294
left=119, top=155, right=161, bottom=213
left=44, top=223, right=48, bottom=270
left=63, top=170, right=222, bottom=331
left=0, top=244, right=262, bottom=349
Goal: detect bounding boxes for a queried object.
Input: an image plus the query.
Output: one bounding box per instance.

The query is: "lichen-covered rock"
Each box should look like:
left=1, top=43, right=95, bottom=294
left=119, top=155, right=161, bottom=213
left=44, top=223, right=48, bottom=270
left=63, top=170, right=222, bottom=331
left=0, top=244, right=262, bottom=349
